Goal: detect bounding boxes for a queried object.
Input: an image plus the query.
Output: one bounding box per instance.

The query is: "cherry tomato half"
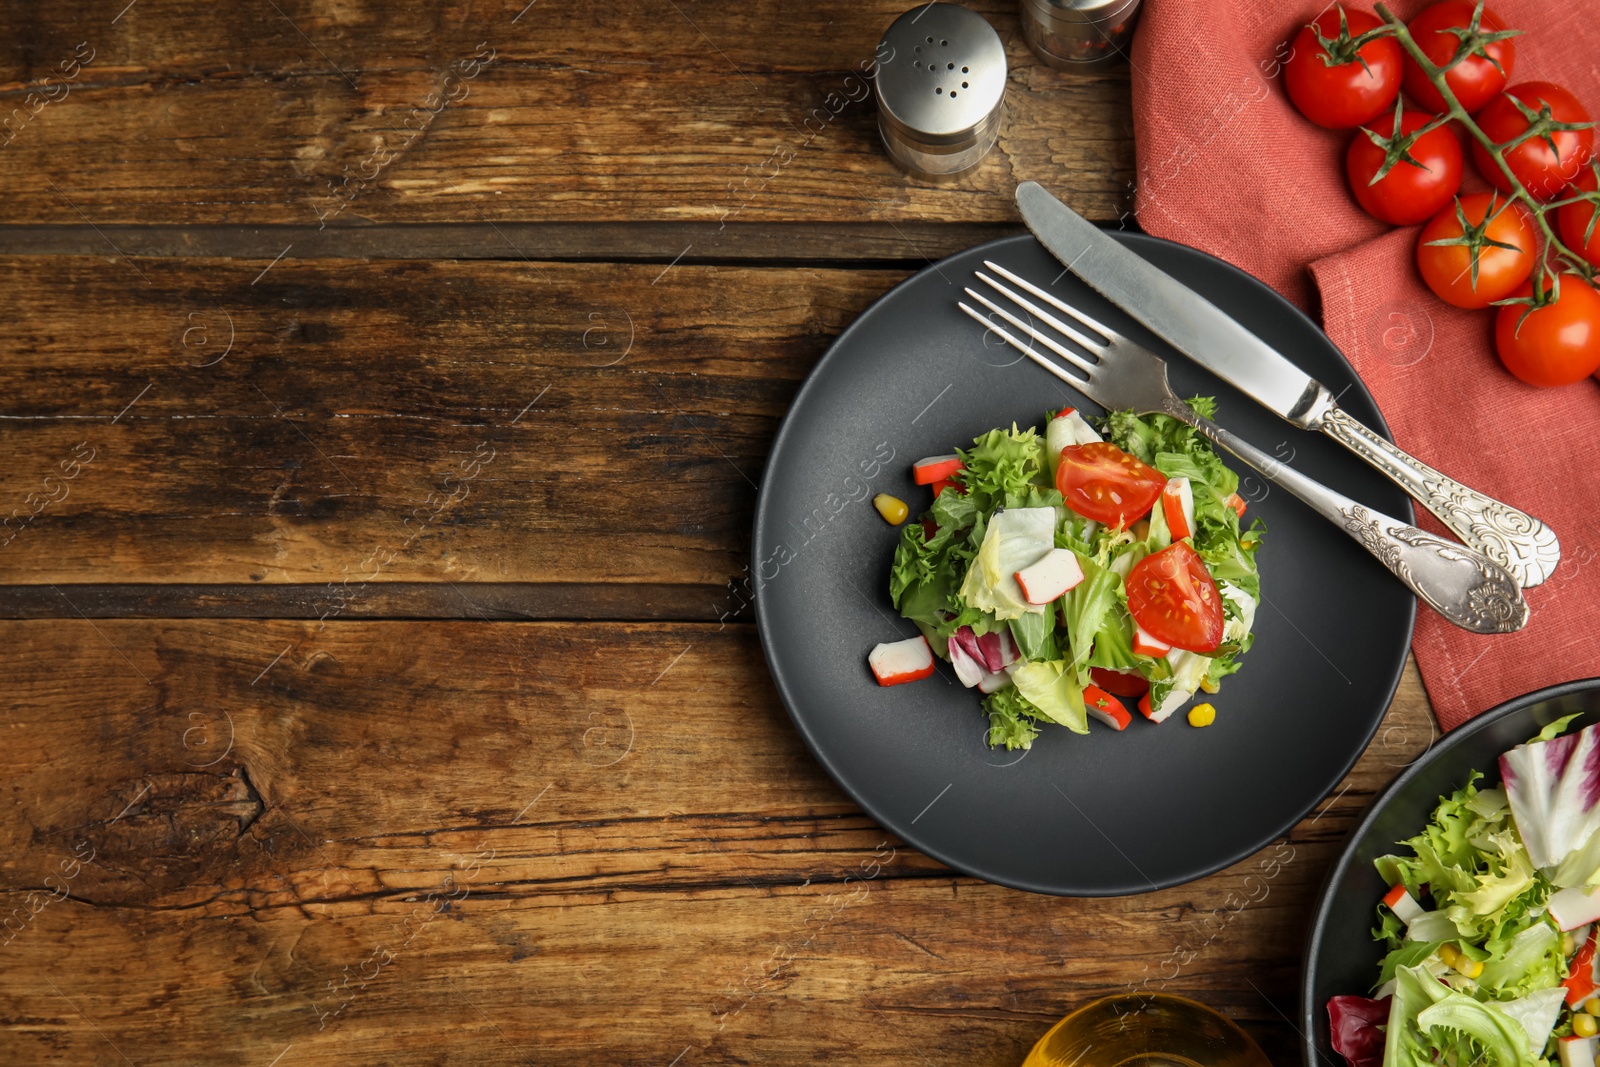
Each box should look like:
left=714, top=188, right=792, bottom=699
left=1401, top=1, right=1516, bottom=114
left=1125, top=542, right=1224, bottom=654
left=1346, top=110, right=1463, bottom=225
left=1494, top=277, right=1600, bottom=388
left=1054, top=442, right=1166, bottom=529
left=1284, top=6, right=1402, bottom=130
left=1472, top=82, right=1595, bottom=200
left=1416, top=192, right=1536, bottom=308
left=1558, top=167, right=1600, bottom=270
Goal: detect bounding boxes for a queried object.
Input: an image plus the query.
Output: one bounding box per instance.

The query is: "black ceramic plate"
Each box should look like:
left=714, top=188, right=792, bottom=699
left=753, top=231, right=1416, bottom=897
left=1301, top=679, right=1600, bottom=1067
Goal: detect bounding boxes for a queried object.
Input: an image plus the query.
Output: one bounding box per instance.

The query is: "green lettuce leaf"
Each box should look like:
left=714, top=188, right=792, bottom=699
left=981, top=687, right=1043, bottom=751
left=1008, top=608, right=1060, bottom=663
left=1416, top=990, right=1538, bottom=1067
left=1009, top=660, right=1088, bottom=735
left=1533, top=713, right=1583, bottom=744
left=1058, top=555, right=1121, bottom=689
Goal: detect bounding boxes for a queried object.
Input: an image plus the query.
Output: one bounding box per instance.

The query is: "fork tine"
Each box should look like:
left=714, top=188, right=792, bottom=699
left=963, top=285, right=1098, bottom=377
left=956, top=300, right=1095, bottom=397
left=982, top=260, right=1128, bottom=345
left=972, top=270, right=1110, bottom=363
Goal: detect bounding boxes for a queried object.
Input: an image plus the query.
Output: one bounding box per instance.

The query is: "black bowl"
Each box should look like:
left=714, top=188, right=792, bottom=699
left=1301, top=678, right=1600, bottom=1067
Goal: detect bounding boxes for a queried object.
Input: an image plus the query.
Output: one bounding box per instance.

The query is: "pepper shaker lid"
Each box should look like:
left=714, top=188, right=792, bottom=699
left=874, top=4, right=1007, bottom=181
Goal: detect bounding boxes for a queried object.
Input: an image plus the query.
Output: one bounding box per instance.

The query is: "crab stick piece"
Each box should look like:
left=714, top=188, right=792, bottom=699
left=1549, top=886, right=1600, bottom=932
left=1382, top=884, right=1426, bottom=924
left=1052, top=407, right=1102, bottom=443
left=867, top=636, right=935, bottom=687
left=1138, top=687, right=1192, bottom=724
left=1014, top=548, right=1085, bottom=605
left=1562, top=1035, right=1598, bottom=1067
left=1566, top=931, right=1600, bottom=1007
left=1161, top=477, right=1196, bottom=541
left=1083, top=685, right=1131, bottom=731
left=1226, top=492, right=1247, bottom=518
left=912, top=455, right=963, bottom=485
left=1132, top=623, right=1172, bottom=658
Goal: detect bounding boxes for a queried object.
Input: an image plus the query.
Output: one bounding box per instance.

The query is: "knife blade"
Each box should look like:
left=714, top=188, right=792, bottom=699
left=1014, top=179, right=1561, bottom=589
left=1015, top=180, right=1331, bottom=426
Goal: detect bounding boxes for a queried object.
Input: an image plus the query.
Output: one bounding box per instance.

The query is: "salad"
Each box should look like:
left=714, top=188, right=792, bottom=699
left=864, top=399, right=1264, bottom=749
left=1328, top=716, right=1600, bottom=1067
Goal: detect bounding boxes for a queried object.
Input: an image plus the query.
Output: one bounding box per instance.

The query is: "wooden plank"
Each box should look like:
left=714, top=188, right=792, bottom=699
left=0, top=254, right=895, bottom=588
left=0, top=618, right=1436, bottom=1065
left=0, top=221, right=1022, bottom=264
left=0, top=0, right=1135, bottom=227
left=0, top=582, right=734, bottom=621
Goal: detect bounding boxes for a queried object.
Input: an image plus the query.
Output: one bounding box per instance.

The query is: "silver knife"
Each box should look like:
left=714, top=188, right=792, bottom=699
left=1016, top=180, right=1560, bottom=589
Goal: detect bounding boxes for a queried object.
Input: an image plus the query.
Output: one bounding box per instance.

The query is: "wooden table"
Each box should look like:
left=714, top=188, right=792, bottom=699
left=0, top=2, right=1437, bottom=1062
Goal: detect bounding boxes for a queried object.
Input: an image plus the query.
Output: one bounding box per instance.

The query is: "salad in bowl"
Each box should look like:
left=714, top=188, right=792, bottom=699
left=1328, top=716, right=1600, bottom=1067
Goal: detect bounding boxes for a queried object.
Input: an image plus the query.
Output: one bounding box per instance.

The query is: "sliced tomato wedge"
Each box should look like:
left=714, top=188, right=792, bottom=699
left=1054, top=442, right=1167, bottom=528
left=1125, top=542, right=1224, bottom=653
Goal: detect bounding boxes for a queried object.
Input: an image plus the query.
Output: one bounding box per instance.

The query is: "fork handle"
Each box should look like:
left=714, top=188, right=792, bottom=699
left=1311, top=404, right=1560, bottom=590
left=1182, top=409, right=1529, bottom=635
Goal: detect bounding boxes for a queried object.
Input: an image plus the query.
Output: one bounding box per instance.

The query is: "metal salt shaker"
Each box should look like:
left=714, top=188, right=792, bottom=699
left=1019, top=0, right=1142, bottom=71
left=874, top=4, right=1007, bottom=181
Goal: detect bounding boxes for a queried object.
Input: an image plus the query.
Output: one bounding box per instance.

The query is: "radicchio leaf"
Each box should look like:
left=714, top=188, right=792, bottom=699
left=1501, top=723, right=1600, bottom=870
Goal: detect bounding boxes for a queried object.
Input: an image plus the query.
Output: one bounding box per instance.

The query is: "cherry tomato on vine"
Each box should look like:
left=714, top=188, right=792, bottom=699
left=1415, top=192, right=1536, bottom=308
left=1125, top=543, right=1224, bottom=654
left=1557, top=167, right=1600, bottom=269
left=1054, top=442, right=1166, bottom=529
left=1494, top=276, right=1600, bottom=387
left=1346, top=109, right=1463, bottom=225
left=1400, top=1, right=1517, bottom=114
left=1471, top=82, right=1596, bottom=199
left=1284, top=6, right=1402, bottom=130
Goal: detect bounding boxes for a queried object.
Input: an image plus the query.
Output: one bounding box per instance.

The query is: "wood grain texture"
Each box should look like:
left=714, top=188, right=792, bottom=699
left=0, top=220, right=1022, bottom=265
left=0, top=0, right=1136, bottom=227
left=0, top=618, right=1437, bottom=1065
left=0, top=254, right=894, bottom=590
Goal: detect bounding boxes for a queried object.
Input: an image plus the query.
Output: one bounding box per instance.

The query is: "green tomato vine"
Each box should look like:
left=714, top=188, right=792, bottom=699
left=1368, top=1, right=1597, bottom=303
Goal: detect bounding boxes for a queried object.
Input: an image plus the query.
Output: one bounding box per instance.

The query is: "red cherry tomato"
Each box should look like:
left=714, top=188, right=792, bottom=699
left=1558, top=167, right=1600, bottom=270
left=1494, top=277, right=1600, bottom=388
left=1400, top=1, right=1516, bottom=114
left=1346, top=110, right=1463, bottom=225
left=1471, top=82, right=1595, bottom=200
left=1125, top=543, right=1225, bottom=654
left=1284, top=6, right=1403, bottom=130
left=1416, top=192, right=1536, bottom=308
left=1089, top=667, right=1149, bottom=698
left=1054, top=442, right=1167, bottom=529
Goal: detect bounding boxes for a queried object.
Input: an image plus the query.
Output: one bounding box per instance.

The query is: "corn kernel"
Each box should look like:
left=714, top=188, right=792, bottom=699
left=1566, top=933, right=1577, bottom=956
left=1199, top=676, right=1220, bottom=695
left=1437, top=944, right=1459, bottom=967
left=873, top=494, right=909, bottom=526
left=1187, top=703, right=1216, bottom=728
left=1586, top=998, right=1600, bottom=1017
left=1455, top=958, right=1483, bottom=979
left=1576, top=1013, right=1598, bottom=1038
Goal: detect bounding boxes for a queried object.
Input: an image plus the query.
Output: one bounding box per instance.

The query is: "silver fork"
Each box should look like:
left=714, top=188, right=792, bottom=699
left=958, top=260, right=1529, bottom=636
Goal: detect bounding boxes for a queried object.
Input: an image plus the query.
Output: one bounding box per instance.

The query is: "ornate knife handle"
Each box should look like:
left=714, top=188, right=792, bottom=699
left=1316, top=405, right=1560, bottom=589
left=1183, top=407, right=1531, bottom=635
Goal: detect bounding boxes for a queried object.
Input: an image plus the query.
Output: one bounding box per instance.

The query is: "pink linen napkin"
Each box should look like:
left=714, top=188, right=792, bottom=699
left=1127, top=0, right=1600, bottom=728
